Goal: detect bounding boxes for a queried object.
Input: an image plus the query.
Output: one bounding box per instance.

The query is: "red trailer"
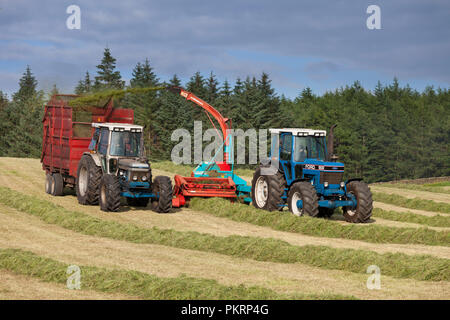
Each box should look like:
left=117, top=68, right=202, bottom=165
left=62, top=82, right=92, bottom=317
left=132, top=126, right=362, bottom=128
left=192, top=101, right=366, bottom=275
left=41, top=94, right=134, bottom=195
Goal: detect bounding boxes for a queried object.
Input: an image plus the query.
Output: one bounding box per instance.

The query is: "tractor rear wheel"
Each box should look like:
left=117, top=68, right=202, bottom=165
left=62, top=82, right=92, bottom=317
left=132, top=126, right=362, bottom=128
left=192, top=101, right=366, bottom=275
left=343, top=181, right=373, bottom=223
left=99, top=174, right=121, bottom=212
left=251, top=166, right=285, bottom=211
left=51, top=173, right=64, bottom=196
left=151, top=176, right=173, bottom=213
left=76, top=155, right=102, bottom=205
left=287, top=182, right=319, bottom=217
left=126, top=197, right=149, bottom=207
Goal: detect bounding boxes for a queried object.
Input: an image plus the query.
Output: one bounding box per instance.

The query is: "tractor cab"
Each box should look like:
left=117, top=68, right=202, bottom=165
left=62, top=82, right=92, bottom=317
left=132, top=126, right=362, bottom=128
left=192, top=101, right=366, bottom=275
left=89, top=123, right=149, bottom=177
left=270, top=128, right=346, bottom=197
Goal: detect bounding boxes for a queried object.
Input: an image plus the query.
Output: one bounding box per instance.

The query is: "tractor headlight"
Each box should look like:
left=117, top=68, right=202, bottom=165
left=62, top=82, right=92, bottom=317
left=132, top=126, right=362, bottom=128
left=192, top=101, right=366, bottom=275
left=132, top=175, right=138, bottom=181
left=324, top=181, right=329, bottom=188
left=141, top=175, right=148, bottom=182
left=340, top=182, right=345, bottom=188
left=119, top=170, right=125, bottom=176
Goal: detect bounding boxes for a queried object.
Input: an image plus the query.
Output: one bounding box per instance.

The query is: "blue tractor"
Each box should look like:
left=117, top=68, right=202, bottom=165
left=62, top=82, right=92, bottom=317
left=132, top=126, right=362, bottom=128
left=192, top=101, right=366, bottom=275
left=251, top=126, right=373, bottom=223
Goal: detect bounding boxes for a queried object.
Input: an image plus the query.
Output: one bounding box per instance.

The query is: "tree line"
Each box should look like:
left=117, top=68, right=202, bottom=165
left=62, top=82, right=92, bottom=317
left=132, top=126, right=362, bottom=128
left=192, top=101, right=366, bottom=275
left=0, top=48, right=448, bottom=182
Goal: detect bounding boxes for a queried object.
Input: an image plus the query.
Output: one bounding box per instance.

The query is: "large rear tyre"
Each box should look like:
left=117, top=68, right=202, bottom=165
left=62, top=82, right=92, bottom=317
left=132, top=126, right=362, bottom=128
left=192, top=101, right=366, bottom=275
left=251, top=166, right=285, bottom=211
left=99, top=174, right=121, bottom=212
left=287, top=182, right=319, bottom=217
left=343, top=181, right=373, bottom=223
left=76, top=155, right=102, bottom=205
left=51, top=173, right=64, bottom=196
left=151, top=176, right=173, bottom=213
left=126, top=197, right=149, bottom=207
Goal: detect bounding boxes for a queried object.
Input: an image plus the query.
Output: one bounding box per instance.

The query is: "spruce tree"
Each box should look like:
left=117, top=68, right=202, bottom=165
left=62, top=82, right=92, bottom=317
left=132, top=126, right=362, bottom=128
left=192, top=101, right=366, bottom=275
left=130, top=58, right=159, bottom=88
left=94, top=48, right=124, bottom=90
left=13, top=65, right=38, bottom=103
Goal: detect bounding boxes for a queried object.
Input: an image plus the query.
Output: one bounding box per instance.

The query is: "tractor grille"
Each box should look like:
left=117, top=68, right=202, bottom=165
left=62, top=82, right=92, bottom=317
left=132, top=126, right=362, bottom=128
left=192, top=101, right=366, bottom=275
left=320, top=171, right=343, bottom=185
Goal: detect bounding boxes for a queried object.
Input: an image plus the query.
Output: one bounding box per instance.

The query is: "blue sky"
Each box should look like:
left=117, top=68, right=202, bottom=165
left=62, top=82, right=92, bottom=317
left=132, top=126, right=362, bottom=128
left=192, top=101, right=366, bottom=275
left=0, top=0, right=449, bottom=98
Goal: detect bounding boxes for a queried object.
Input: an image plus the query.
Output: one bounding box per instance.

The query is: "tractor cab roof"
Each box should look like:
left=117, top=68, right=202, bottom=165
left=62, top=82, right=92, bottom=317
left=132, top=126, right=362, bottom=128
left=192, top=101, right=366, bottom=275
left=269, top=128, right=326, bottom=137
left=92, top=122, right=143, bottom=132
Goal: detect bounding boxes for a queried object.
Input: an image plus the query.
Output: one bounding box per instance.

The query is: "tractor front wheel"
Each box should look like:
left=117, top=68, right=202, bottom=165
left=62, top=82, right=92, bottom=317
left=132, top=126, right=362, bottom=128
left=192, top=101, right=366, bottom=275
left=287, top=182, right=319, bottom=217
left=251, top=166, right=285, bottom=211
left=343, top=181, right=373, bottom=223
left=151, top=176, right=173, bottom=213
left=99, top=174, right=121, bottom=212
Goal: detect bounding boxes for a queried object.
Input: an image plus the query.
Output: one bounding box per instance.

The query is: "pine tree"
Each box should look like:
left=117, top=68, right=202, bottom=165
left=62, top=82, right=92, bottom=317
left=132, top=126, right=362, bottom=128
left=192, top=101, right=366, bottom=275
left=13, top=65, right=38, bottom=103
left=0, top=91, right=8, bottom=111
left=186, top=72, right=207, bottom=97
left=74, top=71, right=92, bottom=95
left=94, top=48, right=124, bottom=90
left=205, top=71, right=219, bottom=103
left=130, top=58, right=159, bottom=88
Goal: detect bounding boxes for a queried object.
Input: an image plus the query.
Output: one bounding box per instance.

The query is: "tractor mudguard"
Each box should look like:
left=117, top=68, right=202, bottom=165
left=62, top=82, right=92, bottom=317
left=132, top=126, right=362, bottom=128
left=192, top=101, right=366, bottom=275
left=82, top=152, right=102, bottom=168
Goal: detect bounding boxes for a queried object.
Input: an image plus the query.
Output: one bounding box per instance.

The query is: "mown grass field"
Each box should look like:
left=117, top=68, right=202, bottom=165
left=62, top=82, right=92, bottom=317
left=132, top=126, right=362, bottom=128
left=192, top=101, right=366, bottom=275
left=0, top=157, right=449, bottom=299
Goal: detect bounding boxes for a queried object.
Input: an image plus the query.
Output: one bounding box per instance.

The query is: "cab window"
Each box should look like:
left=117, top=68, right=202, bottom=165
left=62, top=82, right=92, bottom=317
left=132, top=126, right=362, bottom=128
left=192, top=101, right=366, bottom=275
left=98, top=128, right=109, bottom=155
left=280, top=134, right=292, bottom=161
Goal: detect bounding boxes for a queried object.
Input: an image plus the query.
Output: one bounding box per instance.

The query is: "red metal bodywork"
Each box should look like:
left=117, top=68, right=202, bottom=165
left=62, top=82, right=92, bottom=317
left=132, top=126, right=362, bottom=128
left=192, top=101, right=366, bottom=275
left=41, top=95, right=134, bottom=185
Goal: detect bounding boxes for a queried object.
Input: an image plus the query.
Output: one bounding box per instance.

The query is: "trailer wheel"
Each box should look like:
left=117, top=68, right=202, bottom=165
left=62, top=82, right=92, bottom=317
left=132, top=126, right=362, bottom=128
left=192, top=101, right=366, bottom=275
left=99, top=174, right=121, bottom=212
left=287, top=182, right=319, bottom=217
left=45, top=174, right=52, bottom=194
left=76, top=155, right=102, bottom=205
left=126, top=197, right=149, bottom=207
left=251, top=166, right=285, bottom=211
left=343, top=181, right=373, bottom=223
left=51, top=173, right=64, bottom=196
left=151, top=176, right=173, bottom=213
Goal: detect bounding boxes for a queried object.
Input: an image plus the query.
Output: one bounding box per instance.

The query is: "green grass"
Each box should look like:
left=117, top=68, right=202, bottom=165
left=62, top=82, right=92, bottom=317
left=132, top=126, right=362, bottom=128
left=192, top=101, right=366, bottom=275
left=424, top=181, right=450, bottom=188
left=372, top=208, right=450, bottom=228
left=0, top=186, right=448, bottom=282
left=189, top=198, right=450, bottom=247
left=0, top=249, right=352, bottom=300
left=376, top=183, right=450, bottom=194
left=151, top=161, right=254, bottom=178
left=372, top=192, right=450, bottom=214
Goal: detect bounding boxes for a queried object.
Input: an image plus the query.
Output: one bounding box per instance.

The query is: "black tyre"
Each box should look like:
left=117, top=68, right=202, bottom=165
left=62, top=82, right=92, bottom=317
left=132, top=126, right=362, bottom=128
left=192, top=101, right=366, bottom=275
left=343, top=181, right=373, bottom=223
left=126, top=197, right=149, bottom=207
left=51, top=173, right=64, bottom=196
left=287, top=182, right=319, bottom=217
left=99, top=174, right=121, bottom=212
left=319, top=207, right=335, bottom=218
left=151, top=176, right=173, bottom=213
left=251, top=166, right=285, bottom=211
left=76, top=155, right=102, bottom=205
left=45, top=174, right=52, bottom=194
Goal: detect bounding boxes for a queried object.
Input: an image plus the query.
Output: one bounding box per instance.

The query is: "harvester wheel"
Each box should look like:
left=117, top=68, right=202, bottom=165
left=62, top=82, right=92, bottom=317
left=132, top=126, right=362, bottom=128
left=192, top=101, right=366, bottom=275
left=99, top=174, right=121, bottom=212
left=251, top=166, right=285, bottom=211
left=126, top=197, right=149, bottom=207
left=319, top=207, right=335, bottom=218
left=343, top=181, right=373, bottom=223
left=45, top=174, right=52, bottom=194
left=51, top=173, right=64, bottom=196
left=287, top=182, right=319, bottom=217
left=151, top=176, right=173, bottom=213
left=76, top=155, right=102, bottom=205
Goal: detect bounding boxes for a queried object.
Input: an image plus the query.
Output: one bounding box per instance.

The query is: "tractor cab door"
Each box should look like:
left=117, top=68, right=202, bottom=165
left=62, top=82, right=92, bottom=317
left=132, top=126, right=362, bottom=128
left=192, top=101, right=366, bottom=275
left=279, top=133, right=294, bottom=184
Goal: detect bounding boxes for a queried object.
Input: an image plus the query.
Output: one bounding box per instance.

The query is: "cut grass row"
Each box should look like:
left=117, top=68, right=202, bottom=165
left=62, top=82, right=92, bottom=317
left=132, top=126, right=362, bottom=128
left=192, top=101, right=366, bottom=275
left=375, top=183, right=450, bottom=195
left=0, top=248, right=350, bottom=300
left=372, top=192, right=450, bottom=214
left=151, top=161, right=254, bottom=178
left=0, top=186, right=448, bottom=282
left=189, top=198, right=449, bottom=247
left=372, top=208, right=450, bottom=228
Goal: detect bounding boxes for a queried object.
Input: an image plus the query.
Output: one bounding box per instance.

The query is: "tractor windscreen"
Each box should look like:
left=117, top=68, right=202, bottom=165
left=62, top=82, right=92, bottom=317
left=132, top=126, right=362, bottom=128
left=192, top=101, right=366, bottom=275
left=110, top=131, right=142, bottom=157
left=294, top=136, right=327, bottom=161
